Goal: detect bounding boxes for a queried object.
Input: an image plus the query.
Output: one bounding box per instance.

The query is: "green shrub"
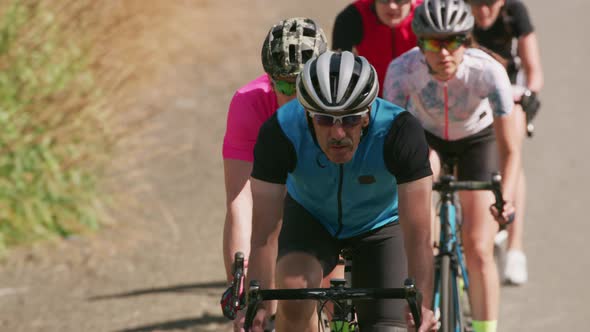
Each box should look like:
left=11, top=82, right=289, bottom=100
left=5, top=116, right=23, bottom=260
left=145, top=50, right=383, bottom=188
left=0, top=1, right=112, bottom=250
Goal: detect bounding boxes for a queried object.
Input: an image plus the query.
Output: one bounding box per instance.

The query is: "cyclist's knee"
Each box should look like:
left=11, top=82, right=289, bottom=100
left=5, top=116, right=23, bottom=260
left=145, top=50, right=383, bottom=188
left=429, top=149, right=441, bottom=179
left=276, top=252, right=323, bottom=289
left=276, top=299, right=317, bottom=323
left=463, top=240, right=494, bottom=270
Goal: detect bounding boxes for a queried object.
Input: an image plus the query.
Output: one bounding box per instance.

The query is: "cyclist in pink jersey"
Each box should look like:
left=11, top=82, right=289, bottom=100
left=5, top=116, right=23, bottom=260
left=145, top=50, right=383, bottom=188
left=221, top=17, right=327, bottom=330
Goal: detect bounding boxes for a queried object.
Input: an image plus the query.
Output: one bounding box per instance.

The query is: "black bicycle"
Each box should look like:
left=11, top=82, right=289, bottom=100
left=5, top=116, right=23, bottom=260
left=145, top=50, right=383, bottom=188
left=242, top=276, right=423, bottom=332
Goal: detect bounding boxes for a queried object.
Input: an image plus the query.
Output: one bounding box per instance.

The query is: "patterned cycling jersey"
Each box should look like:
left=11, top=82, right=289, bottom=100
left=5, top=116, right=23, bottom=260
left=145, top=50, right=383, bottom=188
left=383, top=47, right=513, bottom=141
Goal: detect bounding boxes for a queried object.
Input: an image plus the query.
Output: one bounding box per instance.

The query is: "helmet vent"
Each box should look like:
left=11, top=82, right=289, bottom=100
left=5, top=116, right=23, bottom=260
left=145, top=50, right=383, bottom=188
left=289, top=45, right=296, bottom=64
left=303, top=27, right=315, bottom=37
left=272, top=28, right=282, bottom=39
left=449, top=11, right=458, bottom=25
left=301, top=49, right=314, bottom=62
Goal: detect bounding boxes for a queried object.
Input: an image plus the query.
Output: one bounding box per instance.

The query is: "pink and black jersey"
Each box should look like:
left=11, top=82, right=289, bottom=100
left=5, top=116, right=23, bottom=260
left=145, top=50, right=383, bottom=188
left=222, top=74, right=278, bottom=162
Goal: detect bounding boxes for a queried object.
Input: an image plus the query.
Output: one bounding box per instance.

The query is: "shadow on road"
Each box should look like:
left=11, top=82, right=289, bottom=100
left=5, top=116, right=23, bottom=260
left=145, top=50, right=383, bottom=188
left=88, top=280, right=227, bottom=301
left=115, top=313, right=228, bottom=331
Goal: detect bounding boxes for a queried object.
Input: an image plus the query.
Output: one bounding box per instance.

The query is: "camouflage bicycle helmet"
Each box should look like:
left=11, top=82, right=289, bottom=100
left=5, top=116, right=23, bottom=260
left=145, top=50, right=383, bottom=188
left=297, top=51, right=379, bottom=113
left=412, top=0, right=474, bottom=37
left=261, top=17, right=328, bottom=79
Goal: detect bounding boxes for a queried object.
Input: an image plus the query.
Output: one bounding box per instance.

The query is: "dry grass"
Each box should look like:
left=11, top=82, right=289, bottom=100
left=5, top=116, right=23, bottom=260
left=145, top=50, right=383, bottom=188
left=0, top=0, right=215, bottom=250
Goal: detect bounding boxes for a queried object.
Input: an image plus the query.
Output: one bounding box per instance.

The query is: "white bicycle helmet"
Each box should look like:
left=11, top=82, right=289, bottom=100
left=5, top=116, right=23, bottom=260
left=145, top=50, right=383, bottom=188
left=297, top=51, right=378, bottom=113
left=261, top=17, right=327, bottom=79
left=412, top=0, right=474, bottom=37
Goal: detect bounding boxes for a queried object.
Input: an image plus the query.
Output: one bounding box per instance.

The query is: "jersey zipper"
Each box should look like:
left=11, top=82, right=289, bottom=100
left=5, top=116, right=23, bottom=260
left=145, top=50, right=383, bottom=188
left=334, top=164, right=344, bottom=237
left=444, top=83, right=449, bottom=140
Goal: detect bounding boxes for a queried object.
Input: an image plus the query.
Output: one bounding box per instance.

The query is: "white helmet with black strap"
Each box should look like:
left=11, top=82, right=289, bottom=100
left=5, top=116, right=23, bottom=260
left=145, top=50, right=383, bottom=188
left=297, top=51, right=379, bottom=114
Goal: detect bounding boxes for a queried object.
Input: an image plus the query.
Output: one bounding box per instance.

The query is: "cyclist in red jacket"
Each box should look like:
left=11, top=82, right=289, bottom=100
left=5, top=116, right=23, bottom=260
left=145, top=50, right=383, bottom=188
left=332, top=0, right=424, bottom=96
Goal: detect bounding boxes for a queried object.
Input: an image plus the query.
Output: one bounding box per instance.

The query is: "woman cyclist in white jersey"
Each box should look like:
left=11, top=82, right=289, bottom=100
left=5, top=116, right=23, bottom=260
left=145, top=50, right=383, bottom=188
left=383, top=0, right=520, bottom=331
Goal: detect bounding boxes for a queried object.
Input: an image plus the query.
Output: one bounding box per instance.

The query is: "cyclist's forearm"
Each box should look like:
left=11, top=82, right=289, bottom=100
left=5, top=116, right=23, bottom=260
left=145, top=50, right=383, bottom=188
left=498, top=146, right=520, bottom=203
left=405, top=239, right=434, bottom=308
left=525, top=70, right=544, bottom=93
left=398, top=178, right=434, bottom=307
left=223, top=206, right=252, bottom=281
left=247, top=237, right=278, bottom=311
left=519, top=33, right=544, bottom=92
left=223, top=159, right=254, bottom=281
left=494, top=114, right=521, bottom=202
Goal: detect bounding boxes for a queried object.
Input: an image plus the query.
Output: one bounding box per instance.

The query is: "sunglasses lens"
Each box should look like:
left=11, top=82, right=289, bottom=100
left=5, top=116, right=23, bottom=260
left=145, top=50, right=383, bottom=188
left=314, top=114, right=336, bottom=127
left=446, top=39, right=463, bottom=51
left=341, top=115, right=362, bottom=128
left=312, top=113, right=364, bottom=127
left=421, top=39, right=440, bottom=52
left=421, top=36, right=465, bottom=52
left=274, top=80, right=296, bottom=96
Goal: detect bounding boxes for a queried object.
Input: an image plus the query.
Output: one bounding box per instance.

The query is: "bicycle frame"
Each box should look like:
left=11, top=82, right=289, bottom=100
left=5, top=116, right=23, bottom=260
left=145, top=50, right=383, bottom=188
left=433, top=175, right=470, bottom=332
left=432, top=172, right=507, bottom=332
left=243, top=278, right=423, bottom=332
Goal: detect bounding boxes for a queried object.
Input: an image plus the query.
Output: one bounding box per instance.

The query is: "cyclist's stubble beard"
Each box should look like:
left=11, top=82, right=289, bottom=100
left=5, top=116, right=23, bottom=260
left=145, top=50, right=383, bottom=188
left=315, top=123, right=365, bottom=165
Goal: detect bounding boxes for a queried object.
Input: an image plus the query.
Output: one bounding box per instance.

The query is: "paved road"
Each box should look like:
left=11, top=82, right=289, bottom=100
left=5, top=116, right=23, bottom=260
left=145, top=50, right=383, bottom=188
left=0, top=1, right=587, bottom=331
left=498, top=1, right=589, bottom=330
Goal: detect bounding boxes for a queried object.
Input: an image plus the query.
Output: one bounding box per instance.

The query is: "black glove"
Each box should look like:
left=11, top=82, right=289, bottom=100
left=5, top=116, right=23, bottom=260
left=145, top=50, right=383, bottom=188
left=520, top=89, right=541, bottom=123
left=220, top=284, right=246, bottom=320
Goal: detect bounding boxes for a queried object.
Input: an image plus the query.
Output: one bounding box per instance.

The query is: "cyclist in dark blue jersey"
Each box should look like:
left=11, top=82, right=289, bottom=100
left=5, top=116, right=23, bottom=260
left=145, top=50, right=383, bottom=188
left=245, top=51, right=438, bottom=332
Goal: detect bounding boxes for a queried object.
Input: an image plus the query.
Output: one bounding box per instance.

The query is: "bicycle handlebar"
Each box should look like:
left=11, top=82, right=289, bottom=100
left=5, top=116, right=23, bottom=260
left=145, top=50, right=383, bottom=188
left=243, top=278, right=423, bottom=331
left=231, top=252, right=245, bottom=309
left=432, top=172, right=514, bottom=229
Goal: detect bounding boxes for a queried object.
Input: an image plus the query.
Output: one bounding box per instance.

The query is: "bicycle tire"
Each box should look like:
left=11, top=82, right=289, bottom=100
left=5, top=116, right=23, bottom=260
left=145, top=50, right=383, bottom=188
left=440, top=255, right=456, bottom=332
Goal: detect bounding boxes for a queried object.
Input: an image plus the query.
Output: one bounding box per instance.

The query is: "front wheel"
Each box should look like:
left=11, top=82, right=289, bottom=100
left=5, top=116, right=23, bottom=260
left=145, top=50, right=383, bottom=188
left=440, top=255, right=456, bottom=332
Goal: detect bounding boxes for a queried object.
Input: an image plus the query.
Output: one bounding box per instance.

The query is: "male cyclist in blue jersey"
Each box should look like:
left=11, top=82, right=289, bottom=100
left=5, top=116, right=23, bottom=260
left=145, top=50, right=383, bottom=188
left=246, top=51, right=438, bottom=332
left=383, top=1, right=520, bottom=331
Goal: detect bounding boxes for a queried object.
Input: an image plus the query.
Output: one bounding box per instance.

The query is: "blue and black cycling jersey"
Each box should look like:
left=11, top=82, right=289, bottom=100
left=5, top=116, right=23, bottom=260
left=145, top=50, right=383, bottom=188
left=251, top=97, right=432, bottom=239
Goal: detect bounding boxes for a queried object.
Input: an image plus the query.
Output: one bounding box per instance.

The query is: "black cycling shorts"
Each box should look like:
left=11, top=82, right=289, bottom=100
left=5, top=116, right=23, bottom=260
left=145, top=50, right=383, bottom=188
left=278, top=194, right=408, bottom=330
left=425, top=125, right=499, bottom=181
